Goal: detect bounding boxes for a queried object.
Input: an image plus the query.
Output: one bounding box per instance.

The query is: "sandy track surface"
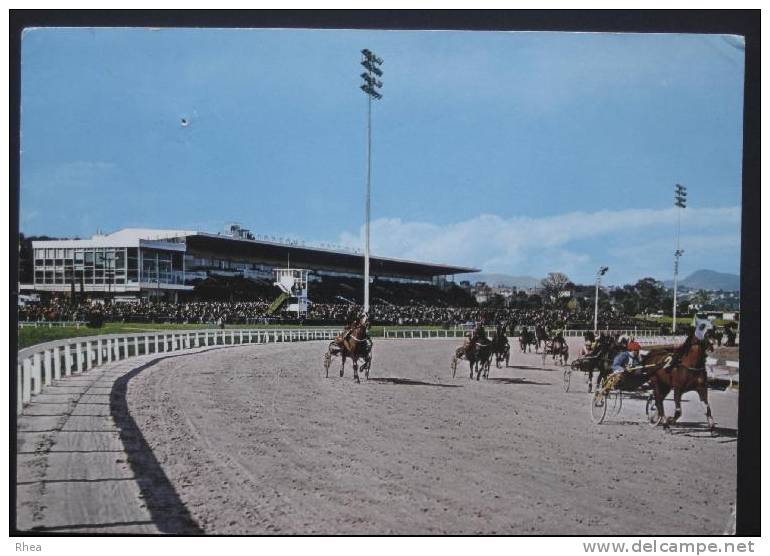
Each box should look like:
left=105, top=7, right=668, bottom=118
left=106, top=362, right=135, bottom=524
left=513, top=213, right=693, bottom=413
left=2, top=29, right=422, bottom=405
left=126, top=338, right=737, bottom=535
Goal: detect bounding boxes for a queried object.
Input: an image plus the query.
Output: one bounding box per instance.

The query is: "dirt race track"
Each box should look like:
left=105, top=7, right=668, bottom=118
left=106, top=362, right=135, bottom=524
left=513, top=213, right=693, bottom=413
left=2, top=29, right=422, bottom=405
left=112, top=337, right=736, bottom=535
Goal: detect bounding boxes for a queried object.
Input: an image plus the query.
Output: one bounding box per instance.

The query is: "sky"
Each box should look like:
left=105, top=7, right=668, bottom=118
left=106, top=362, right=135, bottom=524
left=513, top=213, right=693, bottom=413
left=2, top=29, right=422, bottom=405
left=20, top=28, right=745, bottom=285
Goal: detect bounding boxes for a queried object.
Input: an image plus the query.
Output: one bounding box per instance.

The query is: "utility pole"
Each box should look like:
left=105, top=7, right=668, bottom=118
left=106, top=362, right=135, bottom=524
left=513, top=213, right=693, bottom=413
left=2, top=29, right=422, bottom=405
left=359, top=48, right=383, bottom=316
left=673, top=184, right=687, bottom=333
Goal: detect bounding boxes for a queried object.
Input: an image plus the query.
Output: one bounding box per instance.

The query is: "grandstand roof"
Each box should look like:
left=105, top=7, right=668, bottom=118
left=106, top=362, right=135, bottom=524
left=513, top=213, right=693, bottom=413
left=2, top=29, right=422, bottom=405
left=33, top=228, right=479, bottom=279
left=186, top=232, right=479, bottom=280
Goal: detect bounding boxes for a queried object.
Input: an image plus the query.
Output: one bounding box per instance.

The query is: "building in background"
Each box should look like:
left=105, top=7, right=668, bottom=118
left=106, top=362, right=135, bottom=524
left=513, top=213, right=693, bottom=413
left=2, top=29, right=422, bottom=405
left=21, top=227, right=478, bottom=302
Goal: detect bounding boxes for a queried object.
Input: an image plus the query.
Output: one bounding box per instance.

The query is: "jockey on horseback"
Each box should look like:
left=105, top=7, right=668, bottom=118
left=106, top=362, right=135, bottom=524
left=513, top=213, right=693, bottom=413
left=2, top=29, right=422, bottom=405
left=580, top=331, right=597, bottom=358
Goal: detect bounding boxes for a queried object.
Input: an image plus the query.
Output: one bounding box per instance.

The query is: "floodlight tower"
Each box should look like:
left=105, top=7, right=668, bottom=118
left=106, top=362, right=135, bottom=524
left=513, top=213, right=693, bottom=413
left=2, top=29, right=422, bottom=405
left=594, top=266, right=609, bottom=332
left=359, top=48, right=383, bottom=316
left=672, top=184, right=687, bottom=333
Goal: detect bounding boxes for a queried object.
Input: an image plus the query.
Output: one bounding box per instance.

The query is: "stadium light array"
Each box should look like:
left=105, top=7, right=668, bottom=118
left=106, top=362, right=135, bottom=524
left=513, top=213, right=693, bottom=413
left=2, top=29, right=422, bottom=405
left=360, top=48, right=383, bottom=316
left=672, top=184, right=687, bottom=333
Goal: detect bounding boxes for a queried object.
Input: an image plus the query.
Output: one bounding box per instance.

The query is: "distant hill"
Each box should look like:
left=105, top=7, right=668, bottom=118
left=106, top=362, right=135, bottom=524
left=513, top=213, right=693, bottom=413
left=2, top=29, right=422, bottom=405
left=454, top=273, right=542, bottom=289
left=663, top=269, right=740, bottom=291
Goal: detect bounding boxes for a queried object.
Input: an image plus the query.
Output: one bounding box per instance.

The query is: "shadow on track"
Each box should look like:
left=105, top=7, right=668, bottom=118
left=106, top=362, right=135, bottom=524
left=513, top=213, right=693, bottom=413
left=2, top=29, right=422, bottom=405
left=505, top=364, right=559, bottom=372
left=667, top=421, right=738, bottom=440
left=110, top=352, right=218, bottom=534
left=369, top=377, right=462, bottom=388
left=486, top=377, right=552, bottom=386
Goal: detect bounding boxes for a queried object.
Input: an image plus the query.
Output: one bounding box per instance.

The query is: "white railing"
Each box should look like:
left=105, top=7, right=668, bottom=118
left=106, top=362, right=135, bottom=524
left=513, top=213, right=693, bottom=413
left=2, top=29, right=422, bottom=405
left=18, top=321, right=88, bottom=328
left=382, top=328, right=469, bottom=339
left=381, top=328, right=660, bottom=340
left=561, top=329, right=660, bottom=338
left=635, top=335, right=687, bottom=346
left=16, top=328, right=342, bottom=415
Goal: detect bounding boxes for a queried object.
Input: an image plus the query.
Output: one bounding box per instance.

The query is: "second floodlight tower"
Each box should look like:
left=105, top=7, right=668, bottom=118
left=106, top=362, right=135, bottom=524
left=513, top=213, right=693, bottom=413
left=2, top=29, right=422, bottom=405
left=672, top=183, right=687, bottom=333
left=359, top=48, right=383, bottom=316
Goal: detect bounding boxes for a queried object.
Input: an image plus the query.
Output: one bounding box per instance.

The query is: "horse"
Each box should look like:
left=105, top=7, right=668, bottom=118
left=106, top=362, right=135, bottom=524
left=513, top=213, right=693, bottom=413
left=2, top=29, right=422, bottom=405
left=542, top=331, right=569, bottom=366
left=534, top=325, right=548, bottom=353
left=646, top=337, right=715, bottom=429
left=587, top=334, right=623, bottom=391
left=323, top=320, right=372, bottom=383
left=492, top=324, right=510, bottom=368
left=451, top=332, right=493, bottom=380
left=519, top=328, right=537, bottom=353
left=707, top=328, right=724, bottom=347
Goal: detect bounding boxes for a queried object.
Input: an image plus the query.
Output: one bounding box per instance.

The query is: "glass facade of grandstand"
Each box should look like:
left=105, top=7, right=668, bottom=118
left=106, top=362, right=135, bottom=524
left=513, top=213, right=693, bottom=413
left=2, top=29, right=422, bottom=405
left=33, top=247, right=184, bottom=288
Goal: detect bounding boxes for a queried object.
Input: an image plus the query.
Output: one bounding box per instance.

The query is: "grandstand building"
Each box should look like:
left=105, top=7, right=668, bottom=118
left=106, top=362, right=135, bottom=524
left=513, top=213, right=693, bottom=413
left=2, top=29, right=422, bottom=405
left=22, top=227, right=478, bottom=301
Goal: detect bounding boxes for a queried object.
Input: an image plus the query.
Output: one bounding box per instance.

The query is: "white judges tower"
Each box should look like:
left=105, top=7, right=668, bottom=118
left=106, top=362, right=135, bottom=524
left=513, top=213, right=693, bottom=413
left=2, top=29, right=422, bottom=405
left=271, top=268, right=309, bottom=318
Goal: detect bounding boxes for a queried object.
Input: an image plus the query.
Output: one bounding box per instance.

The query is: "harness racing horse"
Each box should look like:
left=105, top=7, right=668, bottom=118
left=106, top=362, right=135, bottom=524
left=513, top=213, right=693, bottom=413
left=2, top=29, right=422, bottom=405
left=542, top=332, right=569, bottom=366
left=323, top=321, right=372, bottom=383
left=519, top=328, right=537, bottom=353
left=492, top=325, right=510, bottom=368
left=586, top=334, right=622, bottom=392
left=534, top=325, right=548, bottom=353
left=707, top=328, right=724, bottom=347
left=646, top=338, right=715, bottom=429
left=451, top=332, right=494, bottom=380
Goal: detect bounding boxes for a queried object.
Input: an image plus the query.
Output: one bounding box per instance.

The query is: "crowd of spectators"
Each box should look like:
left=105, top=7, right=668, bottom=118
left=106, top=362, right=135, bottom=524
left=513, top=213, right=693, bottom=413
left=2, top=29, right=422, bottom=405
left=19, top=296, right=654, bottom=331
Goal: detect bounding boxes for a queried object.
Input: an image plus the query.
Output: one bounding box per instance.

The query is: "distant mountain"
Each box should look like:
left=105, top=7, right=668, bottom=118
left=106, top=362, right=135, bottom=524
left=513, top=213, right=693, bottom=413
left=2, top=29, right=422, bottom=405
left=663, top=269, right=740, bottom=291
left=454, top=273, right=542, bottom=289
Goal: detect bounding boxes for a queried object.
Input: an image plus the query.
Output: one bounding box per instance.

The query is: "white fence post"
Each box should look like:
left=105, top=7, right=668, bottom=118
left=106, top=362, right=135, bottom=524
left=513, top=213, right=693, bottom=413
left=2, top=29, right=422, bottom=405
left=32, top=353, right=42, bottom=395
left=76, top=343, right=84, bottom=372
left=18, top=363, right=24, bottom=413
left=53, top=346, right=61, bottom=380
left=22, top=359, right=32, bottom=405
left=64, top=344, right=72, bottom=376
left=43, top=349, right=52, bottom=386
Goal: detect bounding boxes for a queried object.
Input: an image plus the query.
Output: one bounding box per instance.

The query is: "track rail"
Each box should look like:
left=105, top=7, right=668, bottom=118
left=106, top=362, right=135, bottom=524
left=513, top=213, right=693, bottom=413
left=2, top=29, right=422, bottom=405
left=15, top=327, right=342, bottom=415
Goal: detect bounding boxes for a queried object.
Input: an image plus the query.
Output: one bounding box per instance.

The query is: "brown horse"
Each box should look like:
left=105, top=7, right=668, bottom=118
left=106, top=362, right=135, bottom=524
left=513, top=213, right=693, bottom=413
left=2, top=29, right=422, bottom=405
left=646, top=338, right=715, bottom=429
left=324, top=321, right=372, bottom=383
left=451, top=334, right=493, bottom=380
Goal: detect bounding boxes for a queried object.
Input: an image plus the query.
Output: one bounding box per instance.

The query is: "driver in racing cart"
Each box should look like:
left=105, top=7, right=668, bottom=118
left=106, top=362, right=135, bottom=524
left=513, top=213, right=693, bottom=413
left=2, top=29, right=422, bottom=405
left=472, top=321, right=489, bottom=344
left=602, top=340, right=642, bottom=393
left=335, top=310, right=371, bottom=351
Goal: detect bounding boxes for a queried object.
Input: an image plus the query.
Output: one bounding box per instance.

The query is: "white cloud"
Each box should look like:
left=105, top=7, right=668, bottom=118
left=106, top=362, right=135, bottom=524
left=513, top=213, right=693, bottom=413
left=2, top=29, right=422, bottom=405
left=338, top=205, right=741, bottom=284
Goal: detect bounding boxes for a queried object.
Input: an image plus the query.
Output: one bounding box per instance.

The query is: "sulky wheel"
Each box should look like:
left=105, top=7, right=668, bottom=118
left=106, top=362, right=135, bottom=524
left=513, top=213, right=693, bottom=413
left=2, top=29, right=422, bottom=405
left=323, top=349, right=332, bottom=378
left=591, top=388, right=609, bottom=424
left=563, top=368, right=571, bottom=392
left=609, top=390, right=623, bottom=416
left=646, top=393, right=663, bottom=426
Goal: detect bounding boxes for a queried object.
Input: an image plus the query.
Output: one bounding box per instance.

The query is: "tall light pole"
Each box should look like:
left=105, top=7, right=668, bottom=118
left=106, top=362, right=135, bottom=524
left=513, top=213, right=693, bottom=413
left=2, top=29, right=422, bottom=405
left=359, top=48, right=383, bottom=316
left=594, top=266, right=609, bottom=332
left=673, top=184, right=687, bottom=333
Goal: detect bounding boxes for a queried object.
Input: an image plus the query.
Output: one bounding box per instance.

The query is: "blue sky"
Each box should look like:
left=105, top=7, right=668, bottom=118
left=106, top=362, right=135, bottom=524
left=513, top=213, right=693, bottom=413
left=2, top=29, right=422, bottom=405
left=20, top=28, right=745, bottom=285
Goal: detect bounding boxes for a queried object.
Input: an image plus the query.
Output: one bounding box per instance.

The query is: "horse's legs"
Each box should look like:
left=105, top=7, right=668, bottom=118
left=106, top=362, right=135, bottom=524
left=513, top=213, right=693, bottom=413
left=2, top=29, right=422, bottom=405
left=352, top=358, right=360, bottom=384
left=671, top=388, right=683, bottom=424
left=697, top=383, right=715, bottom=429
left=655, top=382, right=671, bottom=427
left=340, top=352, right=346, bottom=377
